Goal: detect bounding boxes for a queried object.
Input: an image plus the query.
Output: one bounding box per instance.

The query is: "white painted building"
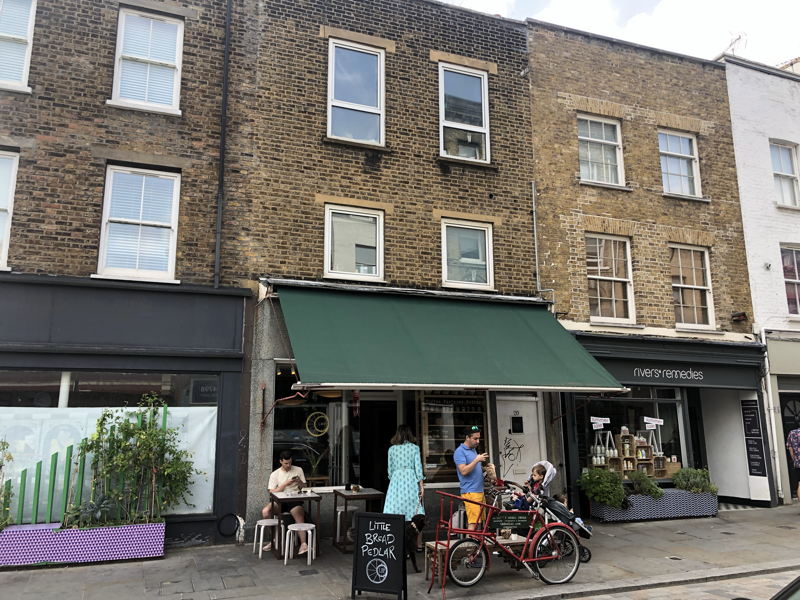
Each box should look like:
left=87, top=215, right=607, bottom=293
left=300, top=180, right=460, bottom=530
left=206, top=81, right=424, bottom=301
left=724, top=55, right=800, bottom=504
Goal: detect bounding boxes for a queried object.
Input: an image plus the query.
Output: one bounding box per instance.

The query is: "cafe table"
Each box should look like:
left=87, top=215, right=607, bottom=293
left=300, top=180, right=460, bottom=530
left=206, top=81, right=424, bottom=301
left=270, top=489, right=322, bottom=558
left=332, top=487, right=385, bottom=553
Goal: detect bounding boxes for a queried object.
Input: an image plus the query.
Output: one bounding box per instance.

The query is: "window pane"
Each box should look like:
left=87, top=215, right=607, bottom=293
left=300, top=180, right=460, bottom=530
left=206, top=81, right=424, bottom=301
left=670, top=247, right=681, bottom=284
left=585, top=237, right=599, bottom=276
left=0, top=212, right=7, bottom=251
left=443, top=70, right=483, bottom=127
left=146, top=63, right=176, bottom=105
left=0, top=156, right=13, bottom=210
left=658, top=132, right=668, bottom=152
left=119, top=58, right=148, bottom=102
left=0, top=0, right=32, bottom=37
left=149, top=19, right=179, bottom=63
left=330, top=211, right=378, bottom=274
left=782, top=247, right=798, bottom=280
left=578, top=119, right=590, bottom=138
left=442, top=126, right=486, bottom=161
left=787, top=282, right=800, bottom=314
left=334, top=46, right=378, bottom=107
left=106, top=222, right=140, bottom=269
left=330, top=106, right=380, bottom=143
left=0, top=38, right=27, bottom=82
left=446, top=226, right=487, bottom=284
left=142, top=175, right=174, bottom=224
left=110, top=171, right=145, bottom=220
left=138, top=225, right=170, bottom=271
left=122, top=14, right=152, bottom=59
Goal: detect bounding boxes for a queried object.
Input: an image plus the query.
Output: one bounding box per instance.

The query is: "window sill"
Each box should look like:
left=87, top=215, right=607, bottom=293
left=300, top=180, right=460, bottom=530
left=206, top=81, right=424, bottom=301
left=0, top=266, right=10, bottom=272
left=106, top=99, right=182, bottom=117
left=442, top=281, right=496, bottom=292
left=786, top=315, right=800, bottom=322
left=663, top=192, right=709, bottom=203
left=589, top=320, right=644, bottom=329
left=579, top=180, right=633, bottom=192
left=774, top=202, right=800, bottom=212
left=91, top=273, right=181, bottom=285
left=436, top=156, right=498, bottom=171
left=322, top=136, right=391, bottom=153
left=0, top=83, right=32, bottom=94
left=323, top=273, right=386, bottom=284
left=675, top=326, right=724, bottom=335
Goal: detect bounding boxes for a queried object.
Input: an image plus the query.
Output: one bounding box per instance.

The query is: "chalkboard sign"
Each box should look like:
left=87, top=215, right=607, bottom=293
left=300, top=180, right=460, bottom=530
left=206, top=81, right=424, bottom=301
left=351, top=512, right=406, bottom=600
left=741, top=399, right=767, bottom=477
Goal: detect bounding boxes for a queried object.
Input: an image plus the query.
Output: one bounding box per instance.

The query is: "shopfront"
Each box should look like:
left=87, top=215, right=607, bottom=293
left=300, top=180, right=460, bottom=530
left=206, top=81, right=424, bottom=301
left=565, top=332, right=773, bottom=510
left=0, top=275, right=248, bottom=544
left=247, top=279, right=624, bottom=524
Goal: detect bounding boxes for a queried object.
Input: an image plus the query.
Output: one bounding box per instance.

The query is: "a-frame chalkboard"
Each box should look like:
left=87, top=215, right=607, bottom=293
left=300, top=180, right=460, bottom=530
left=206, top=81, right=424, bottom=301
left=351, top=512, right=406, bottom=600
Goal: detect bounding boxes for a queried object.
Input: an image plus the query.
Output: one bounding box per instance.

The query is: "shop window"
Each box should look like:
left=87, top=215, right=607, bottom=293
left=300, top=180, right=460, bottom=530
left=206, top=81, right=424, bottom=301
left=670, top=244, right=714, bottom=328
left=578, top=115, right=624, bottom=185
left=108, top=7, right=184, bottom=115
left=417, top=391, right=489, bottom=485
left=328, top=38, right=384, bottom=145
left=659, top=130, right=701, bottom=197
left=439, top=63, right=490, bottom=163
left=781, top=246, right=800, bottom=315
left=770, top=142, right=799, bottom=207
left=97, top=165, right=180, bottom=283
left=0, top=0, right=37, bottom=92
left=0, top=150, right=19, bottom=269
left=585, top=234, right=634, bottom=323
left=324, top=204, right=384, bottom=281
left=441, top=218, right=494, bottom=290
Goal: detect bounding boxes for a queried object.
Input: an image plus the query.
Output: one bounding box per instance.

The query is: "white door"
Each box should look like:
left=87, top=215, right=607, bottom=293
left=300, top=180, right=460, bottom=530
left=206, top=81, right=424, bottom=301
left=495, top=394, right=546, bottom=481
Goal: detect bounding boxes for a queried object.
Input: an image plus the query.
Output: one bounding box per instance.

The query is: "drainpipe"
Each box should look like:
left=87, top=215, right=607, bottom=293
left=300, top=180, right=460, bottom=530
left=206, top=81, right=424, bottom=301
left=760, top=326, right=784, bottom=502
left=213, top=0, right=233, bottom=289
left=531, top=181, right=555, bottom=309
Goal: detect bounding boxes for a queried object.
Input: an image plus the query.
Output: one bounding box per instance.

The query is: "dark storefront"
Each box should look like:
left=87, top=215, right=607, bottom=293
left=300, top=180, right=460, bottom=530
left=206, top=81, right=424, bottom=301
left=0, top=274, right=248, bottom=544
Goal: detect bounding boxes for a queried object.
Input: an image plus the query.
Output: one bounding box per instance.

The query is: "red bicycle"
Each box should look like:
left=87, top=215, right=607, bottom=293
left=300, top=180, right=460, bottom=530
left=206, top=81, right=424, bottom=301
left=429, top=485, right=581, bottom=592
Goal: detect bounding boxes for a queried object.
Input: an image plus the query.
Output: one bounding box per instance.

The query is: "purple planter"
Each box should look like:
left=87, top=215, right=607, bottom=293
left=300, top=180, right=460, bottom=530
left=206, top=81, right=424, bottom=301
left=0, top=522, right=165, bottom=566
left=590, top=489, right=718, bottom=522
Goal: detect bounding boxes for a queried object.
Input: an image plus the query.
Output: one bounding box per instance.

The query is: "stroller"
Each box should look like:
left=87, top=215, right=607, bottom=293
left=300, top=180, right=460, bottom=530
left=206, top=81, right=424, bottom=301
left=539, top=494, right=593, bottom=563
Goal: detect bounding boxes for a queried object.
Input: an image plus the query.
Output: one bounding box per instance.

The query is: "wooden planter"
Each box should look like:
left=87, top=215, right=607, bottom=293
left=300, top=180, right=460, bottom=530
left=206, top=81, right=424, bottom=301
left=590, top=488, right=718, bottom=522
left=0, top=521, right=165, bottom=566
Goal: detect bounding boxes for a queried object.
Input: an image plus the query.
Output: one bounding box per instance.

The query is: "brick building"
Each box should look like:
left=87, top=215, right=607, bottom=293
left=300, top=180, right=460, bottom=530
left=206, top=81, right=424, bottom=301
left=0, top=0, right=247, bottom=543
left=527, top=21, right=771, bottom=507
left=228, top=0, right=622, bottom=526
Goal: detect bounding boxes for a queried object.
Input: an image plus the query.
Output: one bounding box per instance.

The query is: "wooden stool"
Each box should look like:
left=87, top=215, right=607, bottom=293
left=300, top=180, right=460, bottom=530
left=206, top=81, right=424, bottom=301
left=284, top=523, right=316, bottom=566
left=335, top=506, right=357, bottom=543
left=254, top=518, right=280, bottom=559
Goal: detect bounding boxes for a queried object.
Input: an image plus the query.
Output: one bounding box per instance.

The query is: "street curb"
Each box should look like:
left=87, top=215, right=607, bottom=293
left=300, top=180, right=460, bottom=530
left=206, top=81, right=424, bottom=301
left=470, top=559, right=800, bottom=600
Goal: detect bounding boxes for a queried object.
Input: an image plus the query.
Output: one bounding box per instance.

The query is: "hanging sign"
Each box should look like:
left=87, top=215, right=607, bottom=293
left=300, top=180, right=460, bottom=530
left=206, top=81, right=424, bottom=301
left=643, top=417, right=664, bottom=425
left=645, top=423, right=657, bottom=430
left=592, top=422, right=605, bottom=430
left=590, top=416, right=610, bottom=424
left=351, top=512, right=406, bottom=600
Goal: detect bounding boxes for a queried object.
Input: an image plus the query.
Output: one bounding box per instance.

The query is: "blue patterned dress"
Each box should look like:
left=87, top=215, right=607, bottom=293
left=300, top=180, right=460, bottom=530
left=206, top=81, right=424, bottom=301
left=383, top=442, right=425, bottom=521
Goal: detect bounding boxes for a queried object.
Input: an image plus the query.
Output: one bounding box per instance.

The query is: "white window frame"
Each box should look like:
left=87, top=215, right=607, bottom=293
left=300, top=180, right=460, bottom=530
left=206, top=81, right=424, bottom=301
left=669, top=243, right=715, bottom=330
left=577, top=114, right=625, bottom=185
left=96, top=165, right=180, bottom=283
left=658, top=129, right=701, bottom=198
left=585, top=233, right=635, bottom=325
left=107, top=7, right=184, bottom=116
left=0, top=0, right=37, bottom=93
left=770, top=141, right=800, bottom=207
left=780, top=245, right=800, bottom=315
left=0, top=150, right=19, bottom=270
left=441, top=218, right=494, bottom=290
left=438, top=62, right=490, bottom=164
left=327, top=38, right=385, bottom=146
left=323, top=203, right=384, bottom=282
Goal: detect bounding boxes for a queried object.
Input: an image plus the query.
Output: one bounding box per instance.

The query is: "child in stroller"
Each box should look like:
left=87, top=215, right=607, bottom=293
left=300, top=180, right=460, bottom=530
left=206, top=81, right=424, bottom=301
left=544, top=494, right=593, bottom=563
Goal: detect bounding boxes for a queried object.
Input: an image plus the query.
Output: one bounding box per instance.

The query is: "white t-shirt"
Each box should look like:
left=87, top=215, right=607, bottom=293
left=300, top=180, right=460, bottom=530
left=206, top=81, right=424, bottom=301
left=268, top=465, right=306, bottom=493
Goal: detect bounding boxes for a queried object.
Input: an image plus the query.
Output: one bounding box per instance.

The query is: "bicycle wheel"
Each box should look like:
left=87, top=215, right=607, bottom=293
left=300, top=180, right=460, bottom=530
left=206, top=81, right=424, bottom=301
left=533, top=525, right=580, bottom=584
left=447, top=538, right=489, bottom=587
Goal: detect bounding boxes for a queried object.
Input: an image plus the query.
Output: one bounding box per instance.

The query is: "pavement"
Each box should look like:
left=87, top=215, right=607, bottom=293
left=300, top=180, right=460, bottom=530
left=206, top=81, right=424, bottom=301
left=2, top=503, right=800, bottom=600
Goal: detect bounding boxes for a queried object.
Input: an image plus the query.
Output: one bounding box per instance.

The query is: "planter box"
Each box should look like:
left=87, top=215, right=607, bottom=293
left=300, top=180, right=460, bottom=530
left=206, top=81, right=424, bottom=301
left=0, top=522, right=165, bottom=566
left=590, top=488, right=718, bottom=522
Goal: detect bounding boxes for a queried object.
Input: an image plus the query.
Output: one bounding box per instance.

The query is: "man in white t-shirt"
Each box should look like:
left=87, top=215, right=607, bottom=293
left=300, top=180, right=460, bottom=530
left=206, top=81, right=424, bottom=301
left=261, top=450, right=309, bottom=555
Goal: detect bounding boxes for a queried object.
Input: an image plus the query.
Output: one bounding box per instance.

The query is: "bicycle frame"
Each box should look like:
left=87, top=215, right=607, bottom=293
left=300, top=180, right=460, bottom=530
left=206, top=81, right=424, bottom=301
left=428, top=489, right=577, bottom=595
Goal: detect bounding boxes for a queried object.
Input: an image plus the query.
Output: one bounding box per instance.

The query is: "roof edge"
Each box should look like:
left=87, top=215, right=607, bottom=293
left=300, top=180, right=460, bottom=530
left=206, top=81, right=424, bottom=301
left=719, top=54, right=800, bottom=83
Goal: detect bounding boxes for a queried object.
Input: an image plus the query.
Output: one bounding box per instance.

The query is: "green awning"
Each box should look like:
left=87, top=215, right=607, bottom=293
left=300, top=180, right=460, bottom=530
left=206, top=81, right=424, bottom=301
left=277, top=285, right=624, bottom=392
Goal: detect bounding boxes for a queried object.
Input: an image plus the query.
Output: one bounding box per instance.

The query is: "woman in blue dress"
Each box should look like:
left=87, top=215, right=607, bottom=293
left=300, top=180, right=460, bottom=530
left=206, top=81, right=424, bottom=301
left=383, top=424, right=425, bottom=550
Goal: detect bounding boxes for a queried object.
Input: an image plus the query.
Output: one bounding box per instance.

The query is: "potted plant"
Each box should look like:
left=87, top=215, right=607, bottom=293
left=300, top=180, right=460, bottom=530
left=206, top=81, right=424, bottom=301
left=0, top=394, right=197, bottom=566
left=578, top=468, right=626, bottom=510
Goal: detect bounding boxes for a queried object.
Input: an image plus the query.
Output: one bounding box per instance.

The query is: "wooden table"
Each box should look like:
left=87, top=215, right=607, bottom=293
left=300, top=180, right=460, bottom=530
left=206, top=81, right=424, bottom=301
left=332, top=487, right=385, bottom=553
left=270, top=490, right=322, bottom=558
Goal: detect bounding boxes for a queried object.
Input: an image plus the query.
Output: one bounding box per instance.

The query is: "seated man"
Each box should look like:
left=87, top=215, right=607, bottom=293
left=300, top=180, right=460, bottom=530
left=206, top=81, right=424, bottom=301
left=262, top=450, right=309, bottom=555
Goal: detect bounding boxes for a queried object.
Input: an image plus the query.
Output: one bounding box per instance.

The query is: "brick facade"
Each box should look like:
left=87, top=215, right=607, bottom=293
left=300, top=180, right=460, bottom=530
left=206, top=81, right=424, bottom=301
left=0, top=0, right=226, bottom=284
left=224, top=0, right=537, bottom=293
left=528, top=21, right=753, bottom=333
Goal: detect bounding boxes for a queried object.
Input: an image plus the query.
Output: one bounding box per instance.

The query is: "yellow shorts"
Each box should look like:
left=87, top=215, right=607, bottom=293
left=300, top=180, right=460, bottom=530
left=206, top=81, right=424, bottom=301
left=461, top=492, right=485, bottom=525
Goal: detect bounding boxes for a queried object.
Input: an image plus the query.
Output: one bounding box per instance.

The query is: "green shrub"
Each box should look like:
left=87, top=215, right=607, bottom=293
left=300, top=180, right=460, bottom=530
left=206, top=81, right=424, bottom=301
left=578, top=468, right=626, bottom=508
left=672, top=468, right=718, bottom=494
left=626, top=470, right=664, bottom=500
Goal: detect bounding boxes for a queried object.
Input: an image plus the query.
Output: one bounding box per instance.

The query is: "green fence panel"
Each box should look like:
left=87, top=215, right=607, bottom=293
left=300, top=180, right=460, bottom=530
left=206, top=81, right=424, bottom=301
left=76, top=449, right=86, bottom=505
left=31, top=461, right=42, bottom=524
left=60, top=445, right=73, bottom=522
left=3, top=479, right=11, bottom=522
left=45, top=452, right=58, bottom=523
left=16, top=468, right=27, bottom=524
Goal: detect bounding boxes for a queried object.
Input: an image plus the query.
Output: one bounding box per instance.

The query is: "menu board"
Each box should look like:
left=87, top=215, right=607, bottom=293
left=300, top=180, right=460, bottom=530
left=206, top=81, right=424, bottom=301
left=351, top=512, right=406, bottom=600
left=741, top=399, right=766, bottom=477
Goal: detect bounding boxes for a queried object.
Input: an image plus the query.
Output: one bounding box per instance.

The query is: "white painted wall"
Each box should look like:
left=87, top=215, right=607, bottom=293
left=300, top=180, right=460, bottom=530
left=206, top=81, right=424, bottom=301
left=726, top=61, right=800, bottom=332
left=700, top=388, right=750, bottom=499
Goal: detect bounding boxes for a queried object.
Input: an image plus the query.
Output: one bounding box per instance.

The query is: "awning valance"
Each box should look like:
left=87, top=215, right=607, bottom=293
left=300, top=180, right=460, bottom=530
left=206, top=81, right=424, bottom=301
left=277, top=285, right=624, bottom=393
